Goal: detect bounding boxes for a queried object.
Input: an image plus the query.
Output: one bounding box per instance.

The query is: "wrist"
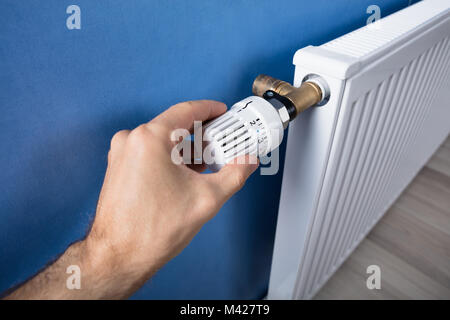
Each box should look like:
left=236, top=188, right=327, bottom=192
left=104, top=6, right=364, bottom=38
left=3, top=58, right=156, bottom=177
left=82, top=236, right=115, bottom=278
left=81, top=234, right=156, bottom=299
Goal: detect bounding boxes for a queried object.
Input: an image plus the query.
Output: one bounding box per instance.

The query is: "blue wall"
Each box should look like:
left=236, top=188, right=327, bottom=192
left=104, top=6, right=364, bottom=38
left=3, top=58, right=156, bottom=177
left=0, top=0, right=409, bottom=299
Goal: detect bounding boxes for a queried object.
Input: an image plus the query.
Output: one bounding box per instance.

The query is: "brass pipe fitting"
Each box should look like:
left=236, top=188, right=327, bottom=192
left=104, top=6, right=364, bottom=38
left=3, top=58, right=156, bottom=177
left=252, top=74, right=325, bottom=119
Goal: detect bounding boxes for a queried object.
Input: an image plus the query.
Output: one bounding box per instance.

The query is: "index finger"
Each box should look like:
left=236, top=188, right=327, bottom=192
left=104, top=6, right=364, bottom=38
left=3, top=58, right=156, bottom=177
left=151, top=100, right=227, bottom=132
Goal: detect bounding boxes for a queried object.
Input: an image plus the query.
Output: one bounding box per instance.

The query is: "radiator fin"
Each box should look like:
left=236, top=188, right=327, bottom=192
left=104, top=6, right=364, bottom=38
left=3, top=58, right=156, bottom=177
left=295, top=37, right=450, bottom=299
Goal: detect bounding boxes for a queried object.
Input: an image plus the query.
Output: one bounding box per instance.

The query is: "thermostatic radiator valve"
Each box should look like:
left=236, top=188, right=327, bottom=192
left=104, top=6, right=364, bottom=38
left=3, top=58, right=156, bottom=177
left=204, top=74, right=330, bottom=171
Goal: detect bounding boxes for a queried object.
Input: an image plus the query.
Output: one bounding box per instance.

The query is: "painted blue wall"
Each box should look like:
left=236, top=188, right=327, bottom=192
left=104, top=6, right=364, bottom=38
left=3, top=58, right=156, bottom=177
left=0, top=0, right=409, bottom=299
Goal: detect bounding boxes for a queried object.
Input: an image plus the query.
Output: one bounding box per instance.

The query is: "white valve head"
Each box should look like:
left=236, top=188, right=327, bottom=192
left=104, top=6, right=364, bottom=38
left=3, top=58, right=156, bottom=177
left=203, top=96, right=284, bottom=172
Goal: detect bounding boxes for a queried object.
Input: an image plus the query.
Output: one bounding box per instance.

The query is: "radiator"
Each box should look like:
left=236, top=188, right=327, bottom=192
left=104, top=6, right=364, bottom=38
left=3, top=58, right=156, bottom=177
left=268, top=0, right=450, bottom=299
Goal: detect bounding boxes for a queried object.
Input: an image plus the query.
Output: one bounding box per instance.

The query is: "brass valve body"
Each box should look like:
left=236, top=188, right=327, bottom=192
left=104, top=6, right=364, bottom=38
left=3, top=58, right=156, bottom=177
left=252, top=74, right=323, bottom=119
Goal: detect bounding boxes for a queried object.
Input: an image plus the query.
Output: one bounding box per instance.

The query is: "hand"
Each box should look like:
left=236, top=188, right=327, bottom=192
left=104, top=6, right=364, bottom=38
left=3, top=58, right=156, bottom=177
left=5, top=100, right=258, bottom=300
left=86, top=100, right=258, bottom=297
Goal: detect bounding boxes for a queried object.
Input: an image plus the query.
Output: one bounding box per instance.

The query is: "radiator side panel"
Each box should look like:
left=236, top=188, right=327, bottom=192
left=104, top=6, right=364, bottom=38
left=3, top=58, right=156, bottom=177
left=269, top=0, right=450, bottom=299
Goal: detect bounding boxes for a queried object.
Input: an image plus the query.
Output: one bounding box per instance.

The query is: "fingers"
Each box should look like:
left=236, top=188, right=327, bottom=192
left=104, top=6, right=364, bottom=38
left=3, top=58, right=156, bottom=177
left=151, top=100, right=226, bottom=133
left=98, top=129, right=130, bottom=212
left=206, top=154, right=259, bottom=202
left=109, top=130, right=130, bottom=165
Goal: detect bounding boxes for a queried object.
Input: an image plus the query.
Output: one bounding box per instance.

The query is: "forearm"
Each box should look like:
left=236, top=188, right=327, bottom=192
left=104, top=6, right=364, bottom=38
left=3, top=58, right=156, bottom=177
left=4, top=238, right=154, bottom=300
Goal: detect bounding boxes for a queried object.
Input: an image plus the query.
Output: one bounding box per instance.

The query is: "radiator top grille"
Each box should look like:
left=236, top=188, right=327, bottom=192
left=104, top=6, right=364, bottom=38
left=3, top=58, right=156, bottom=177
left=322, top=0, right=448, bottom=59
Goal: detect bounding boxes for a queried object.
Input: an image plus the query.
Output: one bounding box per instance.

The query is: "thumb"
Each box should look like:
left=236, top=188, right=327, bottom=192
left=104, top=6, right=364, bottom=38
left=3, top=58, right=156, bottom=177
left=207, top=154, right=259, bottom=202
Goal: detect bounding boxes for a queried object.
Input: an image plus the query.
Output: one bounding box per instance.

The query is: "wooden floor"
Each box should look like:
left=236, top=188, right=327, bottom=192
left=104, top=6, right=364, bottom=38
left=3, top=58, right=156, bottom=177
left=315, top=135, right=450, bottom=300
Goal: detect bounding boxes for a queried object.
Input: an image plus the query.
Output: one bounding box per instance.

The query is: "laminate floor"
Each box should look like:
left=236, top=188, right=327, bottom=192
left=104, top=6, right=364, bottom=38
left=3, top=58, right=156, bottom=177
left=315, top=135, right=450, bottom=300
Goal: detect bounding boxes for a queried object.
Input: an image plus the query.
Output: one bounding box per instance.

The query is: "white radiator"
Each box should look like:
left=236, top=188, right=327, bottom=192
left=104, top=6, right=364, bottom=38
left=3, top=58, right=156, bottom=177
left=268, top=0, right=450, bottom=299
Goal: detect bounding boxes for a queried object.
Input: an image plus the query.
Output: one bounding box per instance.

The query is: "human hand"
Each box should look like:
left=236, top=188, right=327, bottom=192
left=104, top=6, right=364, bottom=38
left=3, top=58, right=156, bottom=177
left=85, top=100, right=259, bottom=297
left=5, top=100, right=259, bottom=300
